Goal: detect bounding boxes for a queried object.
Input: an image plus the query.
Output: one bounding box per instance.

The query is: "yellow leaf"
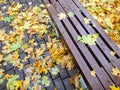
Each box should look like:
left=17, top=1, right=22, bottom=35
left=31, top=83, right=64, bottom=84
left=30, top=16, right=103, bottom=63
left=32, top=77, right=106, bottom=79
left=90, top=70, right=96, bottom=77
left=111, top=67, right=120, bottom=77
left=83, top=17, right=90, bottom=24
left=109, top=85, right=120, bottom=90
left=57, top=13, right=66, bottom=20
left=110, top=51, right=115, bottom=56
left=4, top=74, right=11, bottom=80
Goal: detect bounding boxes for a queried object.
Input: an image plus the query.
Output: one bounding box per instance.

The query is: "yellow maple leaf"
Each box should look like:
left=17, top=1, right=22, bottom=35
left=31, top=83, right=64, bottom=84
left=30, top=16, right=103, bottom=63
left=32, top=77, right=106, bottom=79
left=57, top=13, right=67, bottom=20
left=109, top=85, right=120, bottom=90
left=110, top=51, right=115, bottom=56
left=90, top=70, right=96, bottom=77
left=4, top=74, right=11, bottom=80
left=111, top=67, right=120, bottom=77
left=83, top=17, right=90, bottom=24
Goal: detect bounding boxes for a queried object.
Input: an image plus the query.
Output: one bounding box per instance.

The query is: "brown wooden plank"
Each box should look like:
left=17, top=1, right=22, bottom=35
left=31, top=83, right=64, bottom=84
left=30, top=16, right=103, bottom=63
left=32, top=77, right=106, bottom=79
left=43, top=0, right=104, bottom=89
left=50, top=0, right=113, bottom=89
left=73, top=0, right=120, bottom=57
left=63, top=0, right=120, bottom=67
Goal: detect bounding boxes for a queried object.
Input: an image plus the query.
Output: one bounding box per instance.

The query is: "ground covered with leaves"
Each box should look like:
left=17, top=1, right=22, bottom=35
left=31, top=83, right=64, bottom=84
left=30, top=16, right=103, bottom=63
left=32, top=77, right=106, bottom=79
left=79, top=0, right=120, bottom=47
left=0, top=1, right=83, bottom=90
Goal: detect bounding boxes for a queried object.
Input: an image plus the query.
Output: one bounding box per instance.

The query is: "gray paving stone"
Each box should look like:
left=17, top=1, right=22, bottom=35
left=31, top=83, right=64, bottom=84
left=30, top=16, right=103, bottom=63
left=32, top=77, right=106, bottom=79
left=63, top=78, right=74, bottom=90
left=0, top=21, right=4, bottom=28
left=20, top=0, right=26, bottom=4
left=15, top=69, right=25, bottom=80
left=23, top=34, right=29, bottom=43
left=5, top=63, right=13, bottom=70
left=15, top=0, right=20, bottom=3
left=29, top=58, right=35, bottom=64
left=54, top=77, right=65, bottom=90
left=46, top=78, right=54, bottom=90
left=59, top=68, right=68, bottom=79
left=6, top=68, right=15, bottom=74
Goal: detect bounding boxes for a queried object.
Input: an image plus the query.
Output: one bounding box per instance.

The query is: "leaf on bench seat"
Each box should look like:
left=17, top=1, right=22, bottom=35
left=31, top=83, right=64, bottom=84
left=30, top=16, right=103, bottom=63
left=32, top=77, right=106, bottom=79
left=77, top=33, right=99, bottom=45
left=111, top=67, right=120, bottom=77
left=83, top=17, right=90, bottom=25
left=90, top=70, right=96, bottom=77
left=109, top=85, right=120, bottom=90
left=67, top=11, right=74, bottom=17
left=57, top=13, right=66, bottom=20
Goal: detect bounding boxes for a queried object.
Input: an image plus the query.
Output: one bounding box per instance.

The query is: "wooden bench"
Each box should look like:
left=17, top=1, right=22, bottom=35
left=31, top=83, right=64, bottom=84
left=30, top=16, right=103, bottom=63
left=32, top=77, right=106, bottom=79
left=43, top=0, right=120, bottom=89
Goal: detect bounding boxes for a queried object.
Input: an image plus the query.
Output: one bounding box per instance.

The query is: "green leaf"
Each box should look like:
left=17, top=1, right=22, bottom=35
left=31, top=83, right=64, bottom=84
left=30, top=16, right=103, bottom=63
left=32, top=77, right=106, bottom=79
left=77, top=35, right=81, bottom=41
left=23, top=21, right=31, bottom=29
left=0, top=78, right=4, bottom=84
left=41, top=29, right=48, bottom=35
left=67, top=11, right=74, bottom=17
left=7, top=75, right=19, bottom=90
left=3, top=16, right=14, bottom=22
left=77, top=34, right=99, bottom=45
left=41, top=76, right=50, bottom=87
left=10, top=42, right=21, bottom=51
left=50, top=66, right=59, bottom=75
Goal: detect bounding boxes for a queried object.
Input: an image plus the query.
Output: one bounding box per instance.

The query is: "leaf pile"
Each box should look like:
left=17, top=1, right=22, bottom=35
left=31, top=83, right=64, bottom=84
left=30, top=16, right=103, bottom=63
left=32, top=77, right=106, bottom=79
left=79, top=0, right=120, bottom=46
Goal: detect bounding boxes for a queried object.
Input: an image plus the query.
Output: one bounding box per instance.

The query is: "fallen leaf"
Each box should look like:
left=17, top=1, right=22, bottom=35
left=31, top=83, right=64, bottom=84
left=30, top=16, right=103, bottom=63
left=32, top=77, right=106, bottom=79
left=110, top=51, right=115, bottom=56
left=111, top=67, right=120, bottom=77
left=109, top=85, right=120, bottom=90
left=67, top=11, right=74, bottom=17
left=50, top=66, right=59, bottom=75
left=10, top=42, right=21, bottom=51
left=57, top=13, right=66, bottom=20
left=3, top=16, right=14, bottom=22
left=90, top=70, right=96, bottom=77
left=41, top=76, right=50, bottom=87
left=83, top=17, right=90, bottom=24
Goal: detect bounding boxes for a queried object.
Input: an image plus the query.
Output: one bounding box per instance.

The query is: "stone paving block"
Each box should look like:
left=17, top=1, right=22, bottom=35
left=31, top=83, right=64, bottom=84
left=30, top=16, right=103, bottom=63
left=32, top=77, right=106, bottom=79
left=5, top=63, right=13, bottom=70
left=35, top=34, right=42, bottom=42
left=38, top=40, right=46, bottom=45
left=23, top=34, right=29, bottom=43
left=9, top=0, right=14, bottom=4
left=54, top=77, right=65, bottom=90
left=6, top=68, right=15, bottom=74
left=63, top=78, right=74, bottom=90
left=20, top=0, right=26, bottom=4
left=0, top=21, right=4, bottom=28
left=29, top=58, right=35, bottom=64
left=68, top=68, right=77, bottom=77
left=43, top=51, right=50, bottom=57
left=19, top=48, right=24, bottom=54
left=4, top=22, right=10, bottom=26
left=59, top=68, right=68, bottom=79
left=46, top=78, right=54, bottom=90
left=0, top=80, right=7, bottom=90
left=5, top=26, right=13, bottom=34
left=15, top=69, right=25, bottom=80
left=22, top=3, right=29, bottom=10
left=15, top=0, right=20, bottom=3
left=20, top=52, right=29, bottom=65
